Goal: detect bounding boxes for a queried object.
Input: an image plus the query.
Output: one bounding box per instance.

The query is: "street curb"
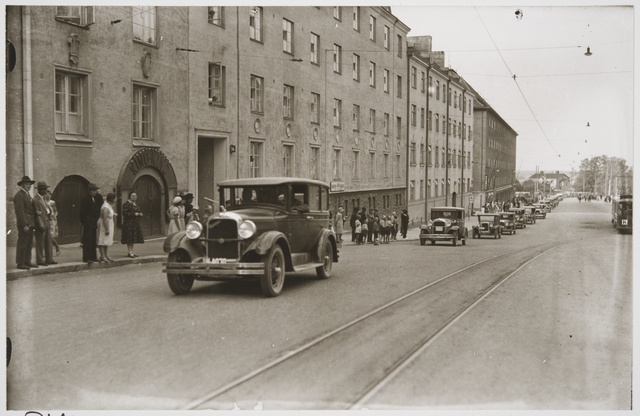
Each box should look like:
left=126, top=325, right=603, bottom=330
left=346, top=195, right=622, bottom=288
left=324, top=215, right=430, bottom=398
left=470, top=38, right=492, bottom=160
left=6, top=256, right=166, bottom=281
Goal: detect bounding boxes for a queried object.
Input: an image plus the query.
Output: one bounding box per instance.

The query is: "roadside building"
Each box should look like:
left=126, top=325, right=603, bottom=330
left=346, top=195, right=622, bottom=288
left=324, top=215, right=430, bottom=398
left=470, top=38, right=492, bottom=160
left=529, top=171, right=571, bottom=194
left=470, top=90, right=518, bottom=211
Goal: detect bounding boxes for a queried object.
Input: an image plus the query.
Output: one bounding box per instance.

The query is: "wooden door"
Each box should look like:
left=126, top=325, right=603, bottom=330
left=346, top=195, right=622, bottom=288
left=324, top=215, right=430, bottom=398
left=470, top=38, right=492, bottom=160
left=134, top=175, right=163, bottom=237
left=54, top=176, right=88, bottom=244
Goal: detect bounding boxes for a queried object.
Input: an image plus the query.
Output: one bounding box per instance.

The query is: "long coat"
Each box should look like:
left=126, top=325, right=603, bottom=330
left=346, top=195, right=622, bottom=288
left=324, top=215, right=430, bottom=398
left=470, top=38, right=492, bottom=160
left=13, top=188, right=36, bottom=229
left=79, top=193, right=104, bottom=230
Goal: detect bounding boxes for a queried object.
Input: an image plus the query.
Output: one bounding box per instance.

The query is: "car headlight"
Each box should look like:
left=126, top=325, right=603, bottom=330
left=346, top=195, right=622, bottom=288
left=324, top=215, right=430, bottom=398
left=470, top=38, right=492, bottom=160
left=238, top=220, right=257, bottom=239
left=445, top=220, right=452, bottom=227
left=185, top=221, right=203, bottom=239
left=427, top=220, right=433, bottom=227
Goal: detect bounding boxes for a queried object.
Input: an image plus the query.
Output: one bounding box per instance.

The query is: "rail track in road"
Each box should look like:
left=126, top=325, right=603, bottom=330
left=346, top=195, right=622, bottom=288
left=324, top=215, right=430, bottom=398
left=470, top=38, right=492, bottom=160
left=184, top=238, right=575, bottom=410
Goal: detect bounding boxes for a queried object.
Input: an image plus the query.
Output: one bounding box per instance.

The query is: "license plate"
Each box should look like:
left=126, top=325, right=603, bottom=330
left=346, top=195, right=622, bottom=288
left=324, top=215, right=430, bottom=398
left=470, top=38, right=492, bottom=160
left=622, top=219, right=628, bottom=225
left=435, top=226, right=443, bottom=232
left=207, top=258, right=227, bottom=264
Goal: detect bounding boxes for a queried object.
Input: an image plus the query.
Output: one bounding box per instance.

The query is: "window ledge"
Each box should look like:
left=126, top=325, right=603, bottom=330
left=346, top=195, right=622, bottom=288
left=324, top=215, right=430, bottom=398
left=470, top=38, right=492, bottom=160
left=55, top=134, right=92, bottom=146
left=133, top=139, right=161, bottom=148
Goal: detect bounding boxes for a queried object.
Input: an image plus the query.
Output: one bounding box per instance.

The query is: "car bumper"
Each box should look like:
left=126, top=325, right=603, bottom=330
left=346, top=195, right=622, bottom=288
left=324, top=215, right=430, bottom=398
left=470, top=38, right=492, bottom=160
left=163, top=258, right=265, bottom=277
left=421, top=234, right=455, bottom=240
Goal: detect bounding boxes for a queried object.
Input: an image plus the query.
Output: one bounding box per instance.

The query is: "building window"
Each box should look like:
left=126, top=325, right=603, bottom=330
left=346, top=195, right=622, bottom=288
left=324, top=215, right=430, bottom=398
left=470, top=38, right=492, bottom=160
left=208, top=6, right=224, bottom=27
left=283, top=143, right=294, bottom=176
left=411, top=66, right=417, bottom=89
left=396, top=75, right=402, bottom=98
left=353, top=6, right=359, bottom=31
left=421, top=71, right=426, bottom=92
left=333, top=98, right=342, bottom=127
left=250, top=75, right=264, bottom=113
left=410, top=142, right=416, bottom=165
left=421, top=107, right=425, bottom=129
left=282, top=18, right=293, bottom=54
left=334, top=6, right=341, bottom=20
left=352, top=150, right=360, bottom=179
left=428, top=145, right=432, bottom=166
left=467, top=151, right=471, bottom=168
left=132, top=84, right=155, bottom=140
left=410, top=180, right=415, bottom=201
left=435, top=181, right=439, bottom=197
left=383, top=25, right=390, bottom=49
left=420, top=143, right=425, bottom=165
left=333, top=44, right=342, bottom=74
left=468, top=126, right=472, bottom=141
left=396, top=116, right=402, bottom=139
left=250, top=141, right=263, bottom=178
left=133, top=6, right=156, bottom=45
left=311, top=92, right=320, bottom=124
left=310, top=146, right=320, bottom=179
left=353, top=104, right=360, bottom=131
left=442, top=118, right=446, bottom=133
left=208, top=63, right=225, bottom=107
left=396, top=155, right=402, bottom=179
left=333, top=148, right=342, bottom=179
left=55, top=70, right=88, bottom=137
left=384, top=153, right=389, bottom=178
left=369, top=15, right=376, bottom=41
left=397, top=34, right=403, bottom=58
left=369, top=62, right=376, bottom=87
left=55, top=6, right=95, bottom=27
left=442, top=84, right=447, bottom=102
left=369, top=109, right=376, bottom=132
left=383, top=69, right=389, bottom=93
left=384, top=113, right=390, bottom=136
left=428, top=111, right=433, bottom=130
left=353, top=54, right=360, bottom=81
left=411, top=105, right=416, bottom=127
left=436, top=80, right=440, bottom=99
left=435, top=113, right=440, bottom=132
left=283, top=84, right=294, bottom=119
left=428, top=76, right=433, bottom=96
left=435, top=146, right=439, bottom=166
left=310, top=32, right=319, bottom=64
left=250, top=6, right=262, bottom=42
left=369, top=152, right=376, bottom=178
left=454, top=90, right=458, bottom=108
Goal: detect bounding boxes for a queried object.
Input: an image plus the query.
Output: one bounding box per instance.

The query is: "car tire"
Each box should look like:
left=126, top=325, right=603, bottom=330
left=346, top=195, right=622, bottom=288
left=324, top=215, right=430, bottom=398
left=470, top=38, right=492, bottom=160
left=316, top=239, right=333, bottom=280
left=452, top=234, right=457, bottom=246
left=261, top=245, right=285, bottom=297
left=167, top=250, right=194, bottom=296
left=420, top=238, right=426, bottom=246
left=494, top=230, right=498, bottom=239
left=431, top=240, right=436, bottom=245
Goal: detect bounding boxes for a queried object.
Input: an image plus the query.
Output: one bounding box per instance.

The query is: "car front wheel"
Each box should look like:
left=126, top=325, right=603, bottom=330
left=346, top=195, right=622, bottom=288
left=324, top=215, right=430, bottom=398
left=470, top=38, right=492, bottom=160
left=452, top=234, right=457, bottom=246
left=316, top=239, right=333, bottom=279
left=167, top=250, right=194, bottom=295
left=261, top=245, right=285, bottom=297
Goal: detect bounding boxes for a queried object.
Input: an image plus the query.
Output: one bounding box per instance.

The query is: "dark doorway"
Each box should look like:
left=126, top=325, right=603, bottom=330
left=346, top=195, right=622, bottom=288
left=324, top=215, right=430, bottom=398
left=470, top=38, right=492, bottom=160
left=134, top=175, right=163, bottom=237
left=54, top=176, right=89, bottom=244
left=198, top=137, right=216, bottom=210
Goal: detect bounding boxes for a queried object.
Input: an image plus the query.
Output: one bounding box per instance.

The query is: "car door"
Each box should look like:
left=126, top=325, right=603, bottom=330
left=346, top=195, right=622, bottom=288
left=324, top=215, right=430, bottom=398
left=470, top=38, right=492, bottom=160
left=287, top=184, right=310, bottom=253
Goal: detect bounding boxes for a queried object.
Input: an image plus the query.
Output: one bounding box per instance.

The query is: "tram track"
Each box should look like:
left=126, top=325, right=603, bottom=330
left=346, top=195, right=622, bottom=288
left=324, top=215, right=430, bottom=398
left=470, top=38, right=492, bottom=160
left=184, top=238, right=573, bottom=410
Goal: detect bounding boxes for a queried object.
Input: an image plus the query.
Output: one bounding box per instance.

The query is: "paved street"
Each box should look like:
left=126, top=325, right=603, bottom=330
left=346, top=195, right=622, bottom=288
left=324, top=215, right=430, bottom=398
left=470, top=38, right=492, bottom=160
left=6, top=198, right=632, bottom=410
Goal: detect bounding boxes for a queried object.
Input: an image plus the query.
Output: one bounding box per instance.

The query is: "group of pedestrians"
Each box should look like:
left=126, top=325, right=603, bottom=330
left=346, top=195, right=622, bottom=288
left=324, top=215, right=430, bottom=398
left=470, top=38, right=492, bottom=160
left=166, top=192, right=209, bottom=235
left=348, top=207, right=409, bottom=245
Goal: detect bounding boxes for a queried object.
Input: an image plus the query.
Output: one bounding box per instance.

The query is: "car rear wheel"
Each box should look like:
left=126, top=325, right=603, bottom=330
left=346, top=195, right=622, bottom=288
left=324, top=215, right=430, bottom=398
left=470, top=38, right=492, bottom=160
left=431, top=240, right=436, bottom=245
left=420, top=238, right=426, bottom=246
left=167, top=250, right=194, bottom=295
left=316, top=239, right=333, bottom=279
left=260, top=245, right=285, bottom=297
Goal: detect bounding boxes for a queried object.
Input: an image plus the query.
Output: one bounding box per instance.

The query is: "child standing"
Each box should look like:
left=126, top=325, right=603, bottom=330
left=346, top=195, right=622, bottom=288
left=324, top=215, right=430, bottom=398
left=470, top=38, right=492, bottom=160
left=354, top=218, right=362, bottom=245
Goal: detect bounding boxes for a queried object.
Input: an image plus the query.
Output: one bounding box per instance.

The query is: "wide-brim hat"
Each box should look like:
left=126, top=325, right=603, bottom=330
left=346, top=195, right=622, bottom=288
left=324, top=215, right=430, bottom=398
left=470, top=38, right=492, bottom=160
left=88, top=183, right=100, bottom=190
left=36, top=181, right=50, bottom=190
left=17, top=175, right=35, bottom=185
left=184, top=193, right=194, bottom=199
left=173, top=196, right=182, bottom=204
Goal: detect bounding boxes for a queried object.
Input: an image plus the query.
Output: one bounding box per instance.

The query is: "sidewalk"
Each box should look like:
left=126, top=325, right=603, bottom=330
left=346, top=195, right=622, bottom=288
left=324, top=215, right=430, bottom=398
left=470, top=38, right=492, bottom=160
left=5, top=226, right=424, bottom=281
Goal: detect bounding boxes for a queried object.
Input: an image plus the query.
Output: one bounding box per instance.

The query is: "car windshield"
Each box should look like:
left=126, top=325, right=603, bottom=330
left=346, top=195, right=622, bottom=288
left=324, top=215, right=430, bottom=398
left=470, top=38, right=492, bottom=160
left=431, top=210, right=457, bottom=220
left=478, top=215, right=496, bottom=222
left=221, top=185, right=290, bottom=209
left=500, top=214, right=512, bottom=219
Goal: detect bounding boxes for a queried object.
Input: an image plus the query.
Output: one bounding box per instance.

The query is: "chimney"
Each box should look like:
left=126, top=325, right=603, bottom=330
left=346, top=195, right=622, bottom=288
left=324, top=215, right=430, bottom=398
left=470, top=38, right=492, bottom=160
left=407, top=36, right=447, bottom=67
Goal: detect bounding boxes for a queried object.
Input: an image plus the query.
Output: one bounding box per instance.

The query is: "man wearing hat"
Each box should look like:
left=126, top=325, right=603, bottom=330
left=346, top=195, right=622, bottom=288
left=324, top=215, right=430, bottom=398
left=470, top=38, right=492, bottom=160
left=79, top=183, right=104, bottom=263
left=13, top=176, right=38, bottom=270
left=183, top=192, right=194, bottom=223
left=33, top=181, right=57, bottom=266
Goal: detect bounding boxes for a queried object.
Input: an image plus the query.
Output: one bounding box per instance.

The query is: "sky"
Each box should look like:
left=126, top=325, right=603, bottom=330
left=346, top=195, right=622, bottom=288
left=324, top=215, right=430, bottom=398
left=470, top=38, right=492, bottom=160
left=391, top=4, right=634, bottom=174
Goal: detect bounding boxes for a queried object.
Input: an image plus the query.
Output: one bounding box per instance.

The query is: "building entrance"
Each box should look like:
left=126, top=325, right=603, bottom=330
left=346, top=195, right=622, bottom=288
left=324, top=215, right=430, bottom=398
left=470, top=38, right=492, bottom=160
left=53, top=175, right=89, bottom=244
left=133, top=175, right=163, bottom=237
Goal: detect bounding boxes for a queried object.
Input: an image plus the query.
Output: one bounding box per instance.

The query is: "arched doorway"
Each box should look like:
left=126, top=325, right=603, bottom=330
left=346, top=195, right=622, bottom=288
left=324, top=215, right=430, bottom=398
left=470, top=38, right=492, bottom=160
left=133, top=175, right=163, bottom=237
left=53, top=175, right=89, bottom=244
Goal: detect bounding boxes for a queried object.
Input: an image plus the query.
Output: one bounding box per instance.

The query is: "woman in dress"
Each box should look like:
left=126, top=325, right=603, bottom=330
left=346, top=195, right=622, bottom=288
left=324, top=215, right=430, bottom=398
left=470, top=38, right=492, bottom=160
left=121, top=192, right=145, bottom=258
left=97, top=193, right=117, bottom=262
left=334, top=206, right=344, bottom=243
left=44, top=190, right=61, bottom=256
left=167, top=196, right=184, bottom=235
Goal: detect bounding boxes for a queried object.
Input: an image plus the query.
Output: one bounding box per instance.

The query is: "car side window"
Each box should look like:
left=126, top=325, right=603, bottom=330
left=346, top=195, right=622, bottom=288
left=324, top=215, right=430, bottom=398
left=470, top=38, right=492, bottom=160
left=307, top=185, right=321, bottom=211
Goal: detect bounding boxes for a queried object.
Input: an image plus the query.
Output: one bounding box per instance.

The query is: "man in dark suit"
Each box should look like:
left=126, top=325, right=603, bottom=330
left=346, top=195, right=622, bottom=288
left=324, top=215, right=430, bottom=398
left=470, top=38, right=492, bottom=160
left=13, top=175, right=38, bottom=270
left=33, top=181, right=57, bottom=266
left=79, top=183, right=103, bottom=263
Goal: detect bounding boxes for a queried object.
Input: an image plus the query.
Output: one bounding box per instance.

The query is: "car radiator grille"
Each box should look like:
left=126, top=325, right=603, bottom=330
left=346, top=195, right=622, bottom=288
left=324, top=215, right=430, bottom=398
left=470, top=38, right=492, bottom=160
left=433, top=221, right=446, bottom=234
left=206, top=219, right=239, bottom=259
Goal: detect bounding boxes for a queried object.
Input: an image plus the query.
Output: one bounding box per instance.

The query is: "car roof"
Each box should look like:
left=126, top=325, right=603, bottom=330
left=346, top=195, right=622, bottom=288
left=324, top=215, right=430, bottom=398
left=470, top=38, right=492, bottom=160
left=431, top=206, right=465, bottom=212
left=477, top=213, right=499, bottom=216
left=218, top=177, right=329, bottom=188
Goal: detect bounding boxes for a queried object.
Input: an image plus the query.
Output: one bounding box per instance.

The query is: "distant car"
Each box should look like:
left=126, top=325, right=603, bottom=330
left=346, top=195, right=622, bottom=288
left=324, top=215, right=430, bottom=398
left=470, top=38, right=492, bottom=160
left=532, top=203, right=549, bottom=219
left=472, top=214, right=502, bottom=239
left=420, top=207, right=468, bottom=246
left=508, top=207, right=527, bottom=229
left=163, top=177, right=339, bottom=297
left=521, top=206, right=537, bottom=224
left=498, top=212, right=517, bottom=235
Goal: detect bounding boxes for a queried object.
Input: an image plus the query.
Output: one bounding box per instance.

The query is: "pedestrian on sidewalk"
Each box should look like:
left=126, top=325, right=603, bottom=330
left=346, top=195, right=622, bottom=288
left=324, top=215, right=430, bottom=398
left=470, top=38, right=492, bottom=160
left=79, top=183, right=103, bottom=264
left=350, top=207, right=358, bottom=242
left=335, top=205, right=344, bottom=243
left=391, top=212, right=398, bottom=240
left=45, top=190, right=61, bottom=256
left=401, top=209, right=409, bottom=239
left=33, top=181, right=56, bottom=266
left=121, top=191, right=144, bottom=258
left=354, top=217, right=362, bottom=245
left=13, top=175, right=38, bottom=270
left=97, top=193, right=117, bottom=262
left=167, top=196, right=185, bottom=235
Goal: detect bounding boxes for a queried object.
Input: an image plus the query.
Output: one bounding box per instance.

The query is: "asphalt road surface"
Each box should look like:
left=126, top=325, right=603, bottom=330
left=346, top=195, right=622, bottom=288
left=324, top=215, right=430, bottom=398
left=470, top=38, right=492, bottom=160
left=6, top=198, right=632, bottom=410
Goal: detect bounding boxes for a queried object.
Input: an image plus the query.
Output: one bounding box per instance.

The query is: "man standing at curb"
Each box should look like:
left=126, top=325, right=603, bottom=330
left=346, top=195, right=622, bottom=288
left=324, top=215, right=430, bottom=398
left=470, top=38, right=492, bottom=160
left=13, top=176, right=38, bottom=270
left=33, top=181, right=57, bottom=266
left=79, top=183, right=103, bottom=264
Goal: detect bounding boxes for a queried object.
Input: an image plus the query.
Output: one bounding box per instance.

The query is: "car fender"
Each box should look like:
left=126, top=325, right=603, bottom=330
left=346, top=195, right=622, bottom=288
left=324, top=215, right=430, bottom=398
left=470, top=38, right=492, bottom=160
left=313, top=228, right=339, bottom=263
left=163, top=232, right=206, bottom=258
left=245, top=230, right=291, bottom=257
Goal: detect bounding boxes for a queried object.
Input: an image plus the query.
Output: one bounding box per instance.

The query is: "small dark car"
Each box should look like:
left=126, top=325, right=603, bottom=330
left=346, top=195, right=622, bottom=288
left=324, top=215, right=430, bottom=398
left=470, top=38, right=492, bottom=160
left=521, top=206, right=537, bottom=224
left=472, top=214, right=502, bottom=239
left=163, top=177, right=339, bottom=297
left=533, top=203, right=549, bottom=219
left=498, top=212, right=517, bottom=235
left=508, top=207, right=527, bottom=229
left=420, top=207, right=468, bottom=246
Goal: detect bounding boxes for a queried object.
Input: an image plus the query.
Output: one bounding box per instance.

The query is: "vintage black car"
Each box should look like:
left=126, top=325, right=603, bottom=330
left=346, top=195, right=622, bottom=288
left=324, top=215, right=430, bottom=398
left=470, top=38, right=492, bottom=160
left=472, top=214, right=502, bottom=239
left=162, top=177, right=339, bottom=297
left=533, top=203, right=549, bottom=219
left=498, top=212, right=517, bottom=235
left=612, top=194, right=632, bottom=234
left=420, top=207, right=468, bottom=246
left=521, top=206, right=537, bottom=224
left=508, top=207, right=527, bottom=229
